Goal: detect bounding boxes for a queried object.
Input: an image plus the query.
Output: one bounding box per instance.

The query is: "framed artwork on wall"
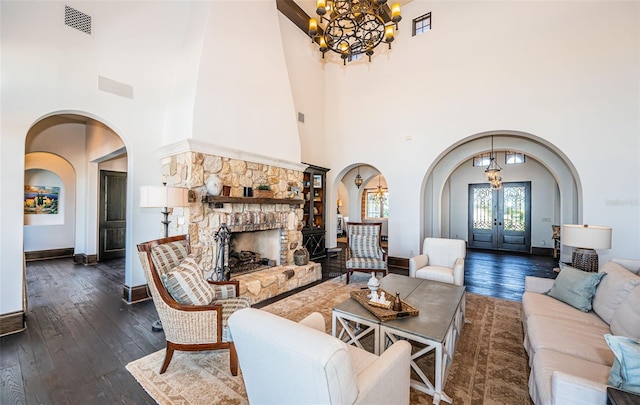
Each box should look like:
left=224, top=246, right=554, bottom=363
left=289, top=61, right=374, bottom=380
left=24, top=185, right=59, bottom=214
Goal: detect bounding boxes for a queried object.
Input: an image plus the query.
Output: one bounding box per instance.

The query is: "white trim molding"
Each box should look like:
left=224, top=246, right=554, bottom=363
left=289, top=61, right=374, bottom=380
left=158, top=139, right=308, bottom=172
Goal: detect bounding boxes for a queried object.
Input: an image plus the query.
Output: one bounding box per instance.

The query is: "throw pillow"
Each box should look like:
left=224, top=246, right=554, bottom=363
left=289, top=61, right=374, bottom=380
left=604, top=334, right=640, bottom=394
left=610, top=286, right=640, bottom=339
left=210, top=284, right=238, bottom=300
left=593, top=261, right=640, bottom=324
left=350, top=234, right=381, bottom=259
left=545, top=265, right=605, bottom=312
left=162, top=257, right=215, bottom=305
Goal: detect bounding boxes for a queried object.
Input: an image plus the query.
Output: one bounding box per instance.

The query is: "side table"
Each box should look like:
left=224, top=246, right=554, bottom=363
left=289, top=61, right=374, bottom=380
left=607, top=387, right=640, bottom=405
left=326, top=247, right=343, bottom=279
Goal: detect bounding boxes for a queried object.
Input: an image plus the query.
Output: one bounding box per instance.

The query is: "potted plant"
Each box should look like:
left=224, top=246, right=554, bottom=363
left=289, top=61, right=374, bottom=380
left=253, top=184, right=274, bottom=198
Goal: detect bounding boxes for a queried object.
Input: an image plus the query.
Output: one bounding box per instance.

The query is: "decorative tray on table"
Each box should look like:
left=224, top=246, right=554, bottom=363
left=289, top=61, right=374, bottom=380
left=350, top=288, right=419, bottom=321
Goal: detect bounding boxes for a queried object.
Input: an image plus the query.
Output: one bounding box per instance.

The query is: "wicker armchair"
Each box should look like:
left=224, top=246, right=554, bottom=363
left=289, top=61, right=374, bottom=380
left=345, top=222, right=388, bottom=284
left=137, top=234, right=248, bottom=375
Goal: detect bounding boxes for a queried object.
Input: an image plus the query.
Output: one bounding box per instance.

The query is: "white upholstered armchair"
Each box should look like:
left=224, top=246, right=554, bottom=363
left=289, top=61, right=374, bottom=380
left=409, top=237, right=466, bottom=286
left=228, top=308, right=411, bottom=405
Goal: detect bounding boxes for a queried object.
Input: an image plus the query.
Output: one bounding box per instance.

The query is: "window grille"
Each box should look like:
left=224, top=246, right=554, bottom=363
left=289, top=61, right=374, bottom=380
left=413, top=13, right=431, bottom=36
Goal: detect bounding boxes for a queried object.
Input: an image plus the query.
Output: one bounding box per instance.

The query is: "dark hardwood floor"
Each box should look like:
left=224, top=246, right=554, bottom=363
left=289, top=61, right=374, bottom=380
left=1, top=249, right=557, bottom=404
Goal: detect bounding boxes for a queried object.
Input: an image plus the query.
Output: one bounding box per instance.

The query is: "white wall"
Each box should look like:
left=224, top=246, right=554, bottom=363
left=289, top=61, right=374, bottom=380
left=0, top=0, right=305, bottom=316
left=448, top=151, right=557, bottom=248
left=278, top=13, right=327, bottom=166
left=320, top=1, right=639, bottom=260
left=1, top=0, right=638, bottom=320
left=192, top=1, right=301, bottom=164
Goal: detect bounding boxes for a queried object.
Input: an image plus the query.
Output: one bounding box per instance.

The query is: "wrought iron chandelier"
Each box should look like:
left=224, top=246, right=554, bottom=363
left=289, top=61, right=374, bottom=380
left=485, top=136, right=502, bottom=190
left=308, top=0, right=402, bottom=64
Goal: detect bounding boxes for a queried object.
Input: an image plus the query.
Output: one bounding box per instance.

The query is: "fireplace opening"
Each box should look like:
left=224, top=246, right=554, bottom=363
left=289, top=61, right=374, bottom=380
left=229, top=229, right=280, bottom=275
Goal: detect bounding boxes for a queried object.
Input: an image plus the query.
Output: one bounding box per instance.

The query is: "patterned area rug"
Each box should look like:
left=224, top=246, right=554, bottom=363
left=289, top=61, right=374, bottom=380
left=126, top=274, right=532, bottom=404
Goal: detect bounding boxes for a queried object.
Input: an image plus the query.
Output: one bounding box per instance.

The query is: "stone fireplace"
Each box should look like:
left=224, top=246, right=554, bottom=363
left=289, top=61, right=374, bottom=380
left=158, top=141, right=311, bottom=277
left=156, top=141, right=322, bottom=304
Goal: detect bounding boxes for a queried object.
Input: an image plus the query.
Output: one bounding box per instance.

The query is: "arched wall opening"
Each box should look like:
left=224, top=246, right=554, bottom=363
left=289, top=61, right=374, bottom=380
left=330, top=163, right=389, bottom=250
left=24, top=153, right=76, bottom=256
left=422, top=131, right=581, bottom=263
left=24, top=113, right=129, bottom=267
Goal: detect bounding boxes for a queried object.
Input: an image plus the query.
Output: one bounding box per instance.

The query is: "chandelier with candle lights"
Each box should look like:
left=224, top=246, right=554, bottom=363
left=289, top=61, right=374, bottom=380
left=308, top=0, right=402, bottom=64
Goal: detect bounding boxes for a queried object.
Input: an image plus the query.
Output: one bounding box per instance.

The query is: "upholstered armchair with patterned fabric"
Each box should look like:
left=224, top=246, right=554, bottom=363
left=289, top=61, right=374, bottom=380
left=409, top=237, right=466, bottom=286
left=137, top=234, right=250, bottom=375
left=345, top=222, right=388, bottom=284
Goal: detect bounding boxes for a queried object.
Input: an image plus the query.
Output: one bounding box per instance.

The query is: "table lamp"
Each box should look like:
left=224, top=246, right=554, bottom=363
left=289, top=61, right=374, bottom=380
left=561, top=224, right=612, bottom=272
left=139, top=184, right=188, bottom=332
left=140, top=184, right=189, bottom=237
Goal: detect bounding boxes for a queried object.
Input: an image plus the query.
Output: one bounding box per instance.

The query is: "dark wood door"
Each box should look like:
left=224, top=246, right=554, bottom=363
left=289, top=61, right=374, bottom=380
left=99, top=170, right=127, bottom=260
left=468, top=182, right=531, bottom=253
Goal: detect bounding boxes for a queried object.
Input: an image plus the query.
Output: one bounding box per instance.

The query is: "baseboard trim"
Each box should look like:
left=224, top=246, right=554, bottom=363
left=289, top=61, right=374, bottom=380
left=123, top=284, right=151, bottom=304
left=531, top=247, right=554, bottom=256
left=389, top=256, right=409, bottom=269
left=0, top=311, right=26, bottom=337
left=25, top=248, right=74, bottom=262
left=73, top=254, right=97, bottom=265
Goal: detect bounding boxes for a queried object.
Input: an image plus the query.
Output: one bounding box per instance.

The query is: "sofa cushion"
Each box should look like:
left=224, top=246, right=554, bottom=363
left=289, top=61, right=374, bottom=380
left=530, top=348, right=610, bottom=405
left=604, top=335, right=640, bottom=394
left=611, top=258, right=640, bottom=275
left=162, top=257, right=215, bottom=305
left=593, top=261, right=640, bottom=324
left=414, top=266, right=454, bottom=284
left=546, top=265, right=605, bottom=312
left=610, top=286, right=640, bottom=339
left=350, top=235, right=382, bottom=259
left=527, top=314, right=614, bottom=366
left=522, top=291, right=605, bottom=327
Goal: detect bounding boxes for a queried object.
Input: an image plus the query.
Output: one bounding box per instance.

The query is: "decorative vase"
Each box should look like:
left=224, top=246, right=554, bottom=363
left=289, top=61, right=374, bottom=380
left=367, top=272, right=380, bottom=294
left=206, top=174, right=223, bottom=196
left=293, top=248, right=309, bottom=266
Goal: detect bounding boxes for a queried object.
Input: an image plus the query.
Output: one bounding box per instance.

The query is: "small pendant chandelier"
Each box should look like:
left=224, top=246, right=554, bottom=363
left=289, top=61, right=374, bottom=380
left=374, top=174, right=386, bottom=203
left=354, top=166, right=364, bottom=188
left=308, top=0, right=402, bottom=65
left=485, top=135, right=502, bottom=190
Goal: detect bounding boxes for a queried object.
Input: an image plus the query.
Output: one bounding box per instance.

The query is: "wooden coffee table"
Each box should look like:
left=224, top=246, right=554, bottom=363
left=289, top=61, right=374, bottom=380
left=332, top=274, right=466, bottom=405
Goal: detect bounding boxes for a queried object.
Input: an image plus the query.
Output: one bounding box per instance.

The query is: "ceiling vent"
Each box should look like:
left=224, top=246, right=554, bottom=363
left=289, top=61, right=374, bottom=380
left=65, top=5, right=92, bottom=35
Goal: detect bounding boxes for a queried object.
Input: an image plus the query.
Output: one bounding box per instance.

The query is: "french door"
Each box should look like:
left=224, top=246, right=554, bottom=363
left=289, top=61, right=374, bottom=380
left=468, top=182, right=531, bottom=252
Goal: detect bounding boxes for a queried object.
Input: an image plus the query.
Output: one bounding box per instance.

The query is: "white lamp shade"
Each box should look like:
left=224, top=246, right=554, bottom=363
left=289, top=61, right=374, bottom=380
left=562, top=224, right=612, bottom=250
left=140, top=186, right=189, bottom=208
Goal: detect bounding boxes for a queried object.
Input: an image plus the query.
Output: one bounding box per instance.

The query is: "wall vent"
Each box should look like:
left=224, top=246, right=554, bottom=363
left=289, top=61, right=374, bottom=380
left=65, top=5, right=92, bottom=35
left=297, top=112, right=305, bottom=123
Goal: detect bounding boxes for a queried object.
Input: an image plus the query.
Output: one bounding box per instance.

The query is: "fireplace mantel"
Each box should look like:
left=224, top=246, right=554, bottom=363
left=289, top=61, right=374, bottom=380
left=202, top=195, right=304, bottom=208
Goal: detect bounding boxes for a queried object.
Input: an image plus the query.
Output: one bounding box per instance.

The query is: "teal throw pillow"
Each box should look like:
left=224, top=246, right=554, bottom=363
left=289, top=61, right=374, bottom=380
left=604, top=334, right=640, bottom=394
left=545, top=265, right=605, bottom=312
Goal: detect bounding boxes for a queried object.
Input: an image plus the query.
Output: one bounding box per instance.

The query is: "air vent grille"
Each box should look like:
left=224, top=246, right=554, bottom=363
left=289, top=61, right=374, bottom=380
left=65, top=5, right=92, bottom=35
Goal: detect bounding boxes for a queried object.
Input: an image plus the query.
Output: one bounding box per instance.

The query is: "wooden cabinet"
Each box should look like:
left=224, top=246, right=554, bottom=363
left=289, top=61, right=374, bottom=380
left=301, top=164, right=329, bottom=260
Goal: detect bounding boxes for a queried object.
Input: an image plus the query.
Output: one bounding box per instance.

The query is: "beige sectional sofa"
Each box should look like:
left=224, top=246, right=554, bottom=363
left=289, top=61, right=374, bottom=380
left=522, top=258, right=640, bottom=405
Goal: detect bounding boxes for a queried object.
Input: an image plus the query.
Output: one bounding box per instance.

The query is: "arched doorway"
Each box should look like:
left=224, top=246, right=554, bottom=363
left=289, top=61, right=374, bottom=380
left=24, top=114, right=129, bottom=264
left=422, top=132, right=580, bottom=262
